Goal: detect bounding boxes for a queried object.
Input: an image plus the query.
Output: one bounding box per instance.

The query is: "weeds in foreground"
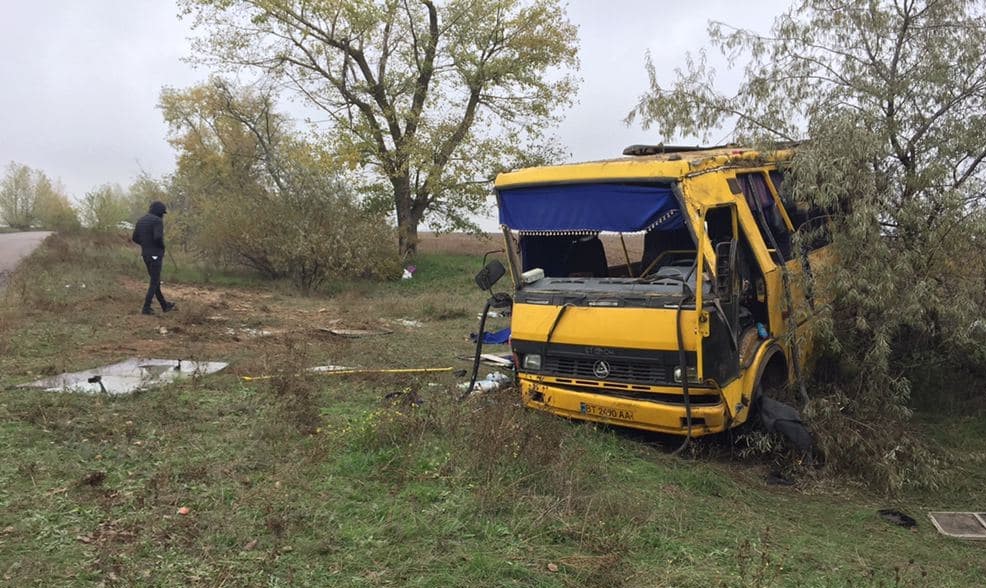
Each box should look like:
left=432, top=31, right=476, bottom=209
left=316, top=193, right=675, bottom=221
left=727, top=528, right=779, bottom=588
left=348, top=386, right=657, bottom=585
left=2, top=233, right=984, bottom=587
left=258, top=338, right=322, bottom=435
left=808, top=393, right=946, bottom=495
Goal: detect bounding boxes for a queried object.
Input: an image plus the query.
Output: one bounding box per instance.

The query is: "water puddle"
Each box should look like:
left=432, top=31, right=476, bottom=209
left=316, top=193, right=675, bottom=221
left=23, top=358, right=229, bottom=396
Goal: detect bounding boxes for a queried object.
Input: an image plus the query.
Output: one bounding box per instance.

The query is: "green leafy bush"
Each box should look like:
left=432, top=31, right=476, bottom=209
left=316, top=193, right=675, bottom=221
left=630, top=0, right=986, bottom=491
left=0, top=162, right=80, bottom=231
left=162, top=80, right=400, bottom=290
left=80, top=184, right=130, bottom=232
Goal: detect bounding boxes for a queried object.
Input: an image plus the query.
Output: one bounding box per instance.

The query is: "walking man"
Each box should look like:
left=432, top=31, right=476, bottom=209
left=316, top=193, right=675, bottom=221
left=132, top=200, right=176, bottom=315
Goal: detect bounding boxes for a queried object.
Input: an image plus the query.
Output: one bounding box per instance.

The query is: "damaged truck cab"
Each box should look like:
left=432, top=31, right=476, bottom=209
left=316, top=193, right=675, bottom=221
left=494, top=145, right=828, bottom=437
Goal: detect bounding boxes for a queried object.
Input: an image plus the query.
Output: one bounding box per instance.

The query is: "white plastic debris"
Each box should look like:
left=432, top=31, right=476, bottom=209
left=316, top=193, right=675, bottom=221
left=22, top=358, right=229, bottom=396
left=521, top=268, right=544, bottom=284
left=458, top=371, right=511, bottom=394
left=310, top=365, right=354, bottom=373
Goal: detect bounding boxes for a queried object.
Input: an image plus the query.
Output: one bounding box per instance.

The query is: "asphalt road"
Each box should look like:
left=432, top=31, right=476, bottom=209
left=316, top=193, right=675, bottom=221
left=0, top=231, right=53, bottom=287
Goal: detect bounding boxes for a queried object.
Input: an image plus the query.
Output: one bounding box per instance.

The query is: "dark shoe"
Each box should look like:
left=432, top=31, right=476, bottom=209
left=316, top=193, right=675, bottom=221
left=162, top=302, right=177, bottom=313
left=141, top=307, right=155, bottom=315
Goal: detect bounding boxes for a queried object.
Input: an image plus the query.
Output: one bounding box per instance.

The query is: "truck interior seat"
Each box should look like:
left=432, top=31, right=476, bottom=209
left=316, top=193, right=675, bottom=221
left=565, top=236, right=608, bottom=277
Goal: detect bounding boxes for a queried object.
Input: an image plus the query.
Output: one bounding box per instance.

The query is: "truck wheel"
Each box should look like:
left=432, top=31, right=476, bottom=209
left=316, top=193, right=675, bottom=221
left=755, top=392, right=814, bottom=455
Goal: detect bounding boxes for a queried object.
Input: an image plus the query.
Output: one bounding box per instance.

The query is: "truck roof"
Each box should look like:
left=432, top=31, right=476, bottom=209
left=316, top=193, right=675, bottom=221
left=494, top=144, right=794, bottom=189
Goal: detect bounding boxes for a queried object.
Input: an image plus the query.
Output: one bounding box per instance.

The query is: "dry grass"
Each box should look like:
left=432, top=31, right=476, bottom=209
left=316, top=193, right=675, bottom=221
left=418, top=231, right=648, bottom=267
left=417, top=232, right=501, bottom=256
left=2, top=233, right=985, bottom=587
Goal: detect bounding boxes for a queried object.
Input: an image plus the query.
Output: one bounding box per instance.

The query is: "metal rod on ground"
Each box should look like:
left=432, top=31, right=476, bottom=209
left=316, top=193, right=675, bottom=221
left=461, top=298, right=494, bottom=400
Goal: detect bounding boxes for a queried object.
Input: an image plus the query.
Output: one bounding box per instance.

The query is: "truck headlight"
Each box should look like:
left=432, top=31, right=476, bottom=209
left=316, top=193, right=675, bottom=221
left=522, top=354, right=542, bottom=371
left=673, top=366, right=699, bottom=383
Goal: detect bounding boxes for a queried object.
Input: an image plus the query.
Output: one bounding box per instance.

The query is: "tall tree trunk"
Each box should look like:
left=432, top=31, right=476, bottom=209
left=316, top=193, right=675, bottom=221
left=399, top=220, right=419, bottom=259
left=394, top=175, right=419, bottom=258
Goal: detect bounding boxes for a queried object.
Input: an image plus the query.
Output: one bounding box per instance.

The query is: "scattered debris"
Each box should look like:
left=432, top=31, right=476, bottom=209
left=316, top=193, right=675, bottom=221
left=479, top=353, right=513, bottom=367
left=457, top=354, right=514, bottom=368
left=319, top=327, right=392, bottom=338
left=243, top=539, right=259, bottom=551
left=87, top=376, right=107, bottom=394
left=878, top=509, right=917, bottom=529
left=469, top=327, right=511, bottom=344
left=765, top=471, right=795, bottom=486
left=177, top=506, right=191, bottom=516
left=23, top=358, right=229, bottom=396
left=401, top=265, right=416, bottom=279
left=928, top=512, right=986, bottom=539
left=225, top=327, right=275, bottom=338
left=384, top=388, right=423, bottom=406
left=242, top=366, right=454, bottom=382
left=547, top=563, right=559, bottom=573
left=396, top=318, right=424, bottom=328
left=158, top=326, right=168, bottom=335
left=310, top=365, right=354, bottom=373
left=80, top=471, right=107, bottom=487
left=458, top=371, right=511, bottom=395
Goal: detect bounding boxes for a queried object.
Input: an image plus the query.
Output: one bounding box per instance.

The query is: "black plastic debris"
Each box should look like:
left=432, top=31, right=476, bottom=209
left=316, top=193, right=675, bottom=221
left=766, top=470, right=795, bottom=486
left=878, top=509, right=917, bottom=529
left=384, top=389, right=423, bottom=407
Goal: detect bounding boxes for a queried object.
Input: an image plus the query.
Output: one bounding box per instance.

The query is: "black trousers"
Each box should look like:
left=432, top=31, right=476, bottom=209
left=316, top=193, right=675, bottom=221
left=142, top=254, right=167, bottom=310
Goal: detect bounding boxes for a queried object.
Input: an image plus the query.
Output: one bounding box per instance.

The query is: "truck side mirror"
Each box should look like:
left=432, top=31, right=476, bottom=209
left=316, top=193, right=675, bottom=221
left=715, top=240, right=737, bottom=301
left=475, top=259, right=506, bottom=291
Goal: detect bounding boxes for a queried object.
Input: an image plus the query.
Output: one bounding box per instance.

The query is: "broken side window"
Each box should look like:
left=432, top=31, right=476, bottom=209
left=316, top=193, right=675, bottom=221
left=738, top=173, right=792, bottom=262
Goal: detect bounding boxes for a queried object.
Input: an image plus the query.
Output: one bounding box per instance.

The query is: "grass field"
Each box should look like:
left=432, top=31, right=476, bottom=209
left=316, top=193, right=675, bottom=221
left=0, top=232, right=984, bottom=587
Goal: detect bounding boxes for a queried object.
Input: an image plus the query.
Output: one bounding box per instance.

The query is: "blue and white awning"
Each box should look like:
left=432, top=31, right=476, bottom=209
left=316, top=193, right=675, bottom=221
left=497, top=182, right=684, bottom=234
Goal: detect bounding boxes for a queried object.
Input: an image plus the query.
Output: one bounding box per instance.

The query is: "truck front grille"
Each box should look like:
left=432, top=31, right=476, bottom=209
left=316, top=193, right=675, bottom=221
left=541, top=356, right=670, bottom=385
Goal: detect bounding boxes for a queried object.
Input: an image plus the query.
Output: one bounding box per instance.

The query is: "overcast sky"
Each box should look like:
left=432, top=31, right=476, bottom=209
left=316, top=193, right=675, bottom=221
left=0, top=0, right=790, bottom=214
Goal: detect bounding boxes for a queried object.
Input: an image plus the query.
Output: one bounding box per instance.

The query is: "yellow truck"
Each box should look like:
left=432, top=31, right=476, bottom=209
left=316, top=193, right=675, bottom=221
left=484, top=144, right=830, bottom=444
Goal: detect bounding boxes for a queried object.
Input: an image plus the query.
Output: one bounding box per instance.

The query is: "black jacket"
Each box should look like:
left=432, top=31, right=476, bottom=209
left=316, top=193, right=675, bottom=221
left=132, top=201, right=166, bottom=257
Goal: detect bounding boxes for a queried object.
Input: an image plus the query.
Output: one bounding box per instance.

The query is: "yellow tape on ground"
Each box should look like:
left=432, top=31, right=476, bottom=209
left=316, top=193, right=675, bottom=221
left=241, top=367, right=454, bottom=381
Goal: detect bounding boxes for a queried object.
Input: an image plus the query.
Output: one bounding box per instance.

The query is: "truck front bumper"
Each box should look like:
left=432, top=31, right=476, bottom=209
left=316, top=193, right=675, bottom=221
left=520, top=378, right=729, bottom=436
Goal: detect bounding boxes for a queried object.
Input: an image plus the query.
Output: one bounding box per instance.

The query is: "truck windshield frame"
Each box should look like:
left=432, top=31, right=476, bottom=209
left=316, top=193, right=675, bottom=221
left=497, top=181, right=713, bottom=289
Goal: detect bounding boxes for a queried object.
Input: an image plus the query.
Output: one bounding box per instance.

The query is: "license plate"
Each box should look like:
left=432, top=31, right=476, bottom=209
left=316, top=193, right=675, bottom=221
left=579, top=402, right=634, bottom=421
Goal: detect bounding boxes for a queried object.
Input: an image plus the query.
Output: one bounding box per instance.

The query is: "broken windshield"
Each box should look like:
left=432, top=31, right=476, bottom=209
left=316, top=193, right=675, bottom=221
left=498, top=180, right=713, bottom=296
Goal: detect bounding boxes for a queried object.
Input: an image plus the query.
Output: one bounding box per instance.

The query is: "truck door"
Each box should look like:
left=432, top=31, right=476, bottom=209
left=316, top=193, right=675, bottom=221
left=703, top=204, right=742, bottom=385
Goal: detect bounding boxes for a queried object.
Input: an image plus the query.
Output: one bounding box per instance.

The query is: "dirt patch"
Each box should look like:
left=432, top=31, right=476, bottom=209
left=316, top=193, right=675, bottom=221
left=119, top=277, right=345, bottom=329
left=120, top=278, right=273, bottom=312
